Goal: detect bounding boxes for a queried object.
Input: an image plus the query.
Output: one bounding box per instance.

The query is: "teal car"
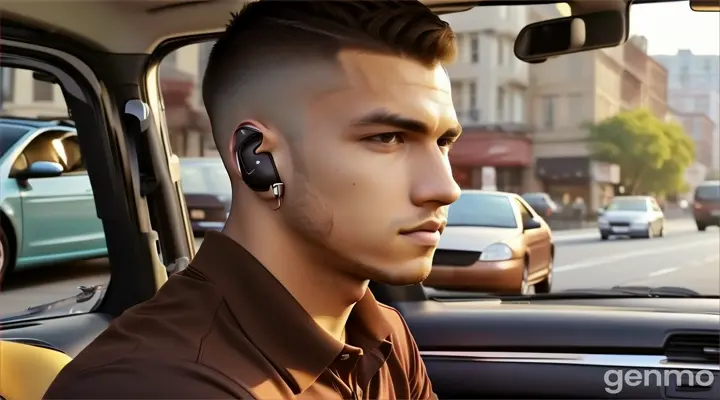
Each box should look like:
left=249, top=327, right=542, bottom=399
left=0, top=118, right=107, bottom=288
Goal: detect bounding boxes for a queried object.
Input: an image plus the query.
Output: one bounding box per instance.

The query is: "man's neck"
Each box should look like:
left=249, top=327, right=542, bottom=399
left=222, top=212, right=366, bottom=343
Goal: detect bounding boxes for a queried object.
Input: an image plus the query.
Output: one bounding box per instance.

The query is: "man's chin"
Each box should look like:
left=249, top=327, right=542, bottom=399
left=369, top=263, right=433, bottom=286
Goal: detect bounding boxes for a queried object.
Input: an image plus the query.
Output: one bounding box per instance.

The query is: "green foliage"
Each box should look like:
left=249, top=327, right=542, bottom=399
left=587, top=108, right=695, bottom=195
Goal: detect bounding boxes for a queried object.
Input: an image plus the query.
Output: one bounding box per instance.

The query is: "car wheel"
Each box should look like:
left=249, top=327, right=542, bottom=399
left=600, top=233, right=609, bottom=240
left=535, top=256, right=553, bottom=294
left=697, top=223, right=707, bottom=231
left=0, top=225, right=10, bottom=290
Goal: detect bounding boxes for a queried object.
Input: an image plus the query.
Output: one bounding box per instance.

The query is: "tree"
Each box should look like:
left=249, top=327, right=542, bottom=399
left=586, top=108, right=695, bottom=196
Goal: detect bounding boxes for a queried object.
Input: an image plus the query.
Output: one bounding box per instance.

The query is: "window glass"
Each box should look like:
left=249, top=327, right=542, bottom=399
left=0, top=67, right=109, bottom=321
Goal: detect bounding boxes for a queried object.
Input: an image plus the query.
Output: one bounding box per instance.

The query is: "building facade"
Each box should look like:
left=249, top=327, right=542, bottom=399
left=654, top=50, right=720, bottom=171
left=527, top=12, right=668, bottom=210
left=441, top=6, right=533, bottom=193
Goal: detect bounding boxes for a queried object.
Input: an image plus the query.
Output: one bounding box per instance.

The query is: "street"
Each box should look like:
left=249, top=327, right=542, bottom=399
left=0, top=219, right=718, bottom=316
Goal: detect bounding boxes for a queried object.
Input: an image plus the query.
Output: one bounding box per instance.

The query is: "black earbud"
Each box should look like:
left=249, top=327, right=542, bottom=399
left=234, top=125, right=284, bottom=203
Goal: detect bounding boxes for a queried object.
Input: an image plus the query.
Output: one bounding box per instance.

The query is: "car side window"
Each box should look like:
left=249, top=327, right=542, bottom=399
left=0, top=66, right=109, bottom=324
left=514, top=198, right=534, bottom=221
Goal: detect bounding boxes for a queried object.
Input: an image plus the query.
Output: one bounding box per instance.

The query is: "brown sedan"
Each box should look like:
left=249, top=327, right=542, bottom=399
left=179, top=158, right=231, bottom=236
left=424, top=190, right=554, bottom=295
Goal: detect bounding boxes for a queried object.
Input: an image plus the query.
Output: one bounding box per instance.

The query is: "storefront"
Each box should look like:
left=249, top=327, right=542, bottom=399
left=449, top=126, right=533, bottom=193
left=535, top=157, right=620, bottom=211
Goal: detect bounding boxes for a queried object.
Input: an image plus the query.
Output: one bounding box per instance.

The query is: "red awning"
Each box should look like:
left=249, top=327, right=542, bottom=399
left=450, top=130, right=532, bottom=168
left=159, top=64, right=195, bottom=107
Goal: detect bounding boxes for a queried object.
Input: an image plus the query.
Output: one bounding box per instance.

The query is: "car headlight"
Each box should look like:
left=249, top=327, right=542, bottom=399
left=479, top=243, right=513, bottom=262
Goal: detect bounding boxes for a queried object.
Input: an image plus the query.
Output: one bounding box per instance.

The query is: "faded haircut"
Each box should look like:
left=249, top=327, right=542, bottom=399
left=202, top=0, right=457, bottom=156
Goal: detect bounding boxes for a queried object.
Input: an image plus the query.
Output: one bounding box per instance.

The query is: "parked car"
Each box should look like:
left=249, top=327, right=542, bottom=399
left=0, top=118, right=107, bottom=289
left=521, top=192, right=560, bottom=218
left=597, top=196, right=665, bottom=240
left=692, top=180, right=720, bottom=231
left=424, top=190, right=554, bottom=294
left=179, top=158, right=231, bottom=236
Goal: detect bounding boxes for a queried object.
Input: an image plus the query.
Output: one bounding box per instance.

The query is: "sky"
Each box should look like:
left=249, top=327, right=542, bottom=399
left=629, top=1, right=719, bottom=55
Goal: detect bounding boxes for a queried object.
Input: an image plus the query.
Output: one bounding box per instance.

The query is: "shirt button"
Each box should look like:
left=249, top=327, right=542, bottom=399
left=340, top=353, right=350, bottom=360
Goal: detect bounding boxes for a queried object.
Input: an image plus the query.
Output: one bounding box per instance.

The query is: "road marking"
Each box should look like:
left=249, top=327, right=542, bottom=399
left=555, top=239, right=718, bottom=273
left=648, top=267, right=678, bottom=277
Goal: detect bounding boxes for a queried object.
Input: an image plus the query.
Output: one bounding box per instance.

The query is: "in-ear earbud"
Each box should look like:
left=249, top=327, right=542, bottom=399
left=234, top=125, right=284, bottom=209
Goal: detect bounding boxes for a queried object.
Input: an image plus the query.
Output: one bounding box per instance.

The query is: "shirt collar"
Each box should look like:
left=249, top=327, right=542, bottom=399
left=189, top=231, right=393, bottom=393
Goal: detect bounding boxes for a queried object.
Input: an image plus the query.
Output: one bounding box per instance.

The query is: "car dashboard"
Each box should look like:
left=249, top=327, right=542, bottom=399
left=399, top=297, right=720, bottom=399
left=1, top=296, right=718, bottom=399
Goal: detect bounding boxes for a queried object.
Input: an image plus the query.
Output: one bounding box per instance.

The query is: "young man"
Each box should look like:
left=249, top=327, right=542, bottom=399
left=44, top=0, right=461, bottom=398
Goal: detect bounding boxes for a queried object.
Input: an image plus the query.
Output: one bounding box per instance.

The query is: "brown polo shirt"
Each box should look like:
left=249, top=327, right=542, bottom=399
left=44, top=231, right=436, bottom=399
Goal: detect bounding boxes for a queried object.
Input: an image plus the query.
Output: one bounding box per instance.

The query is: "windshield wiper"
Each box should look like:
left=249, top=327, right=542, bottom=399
left=0, top=284, right=105, bottom=323
left=558, top=285, right=704, bottom=298
left=424, top=286, right=710, bottom=302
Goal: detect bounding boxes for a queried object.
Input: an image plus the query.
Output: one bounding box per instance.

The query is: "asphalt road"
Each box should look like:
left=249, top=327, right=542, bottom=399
left=0, top=218, right=718, bottom=316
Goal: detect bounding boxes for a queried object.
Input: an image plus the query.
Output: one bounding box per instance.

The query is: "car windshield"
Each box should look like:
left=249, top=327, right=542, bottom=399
left=179, top=161, right=231, bottom=197
left=1, top=1, right=718, bottom=325
left=695, top=185, right=720, bottom=201
left=447, top=193, right=518, bottom=228
left=606, top=199, right=649, bottom=212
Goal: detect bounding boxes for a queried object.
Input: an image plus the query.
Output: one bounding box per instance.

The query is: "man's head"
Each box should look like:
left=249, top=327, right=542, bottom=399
left=203, top=0, right=461, bottom=286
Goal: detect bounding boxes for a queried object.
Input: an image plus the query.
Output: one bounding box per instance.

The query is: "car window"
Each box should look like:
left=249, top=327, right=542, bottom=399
left=0, top=124, right=31, bottom=159
left=695, top=185, right=720, bottom=201
left=446, top=193, right=518, bottom=228
left=179, top=161, right=231, bottom=196
left=0, top=66, right=109, bottom=321
left=514, top=198, right=535, bottom=221
left=606, top=199, right=650, bottom=212
left=155, top=0, right=719, bottom=303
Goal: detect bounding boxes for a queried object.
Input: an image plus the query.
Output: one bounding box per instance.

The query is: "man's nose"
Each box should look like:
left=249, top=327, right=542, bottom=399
left=409, top=150, right=461, bottom=208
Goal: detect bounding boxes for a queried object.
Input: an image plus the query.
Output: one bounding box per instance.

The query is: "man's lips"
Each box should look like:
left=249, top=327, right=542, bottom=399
left=399, top=220, right=445, bottom=246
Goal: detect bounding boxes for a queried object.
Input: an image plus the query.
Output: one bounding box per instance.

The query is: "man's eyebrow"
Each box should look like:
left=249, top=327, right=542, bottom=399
left=351, top=109, right=462, bottom=137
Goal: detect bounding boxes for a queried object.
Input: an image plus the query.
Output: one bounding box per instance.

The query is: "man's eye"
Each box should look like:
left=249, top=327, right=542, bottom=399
left=368, top=133, right=404, bottom=144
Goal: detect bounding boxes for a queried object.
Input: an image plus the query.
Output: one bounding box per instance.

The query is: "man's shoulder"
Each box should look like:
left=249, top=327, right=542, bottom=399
left=44, top=353, right=255, bottom=399
left=44, top=273, right=234, bottom=397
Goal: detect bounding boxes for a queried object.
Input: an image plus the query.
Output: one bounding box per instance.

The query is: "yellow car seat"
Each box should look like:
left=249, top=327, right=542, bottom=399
left=0, top=340, right=72, bottom=400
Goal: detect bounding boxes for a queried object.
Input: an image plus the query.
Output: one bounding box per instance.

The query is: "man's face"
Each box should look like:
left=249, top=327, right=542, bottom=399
left=279, top=50, right=461, bottom=285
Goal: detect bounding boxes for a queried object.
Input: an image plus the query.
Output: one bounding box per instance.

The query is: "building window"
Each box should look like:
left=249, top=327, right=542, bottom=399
left=497, top=38, right=504, bottom=65
left=451, top=81, right=463, bottom=111
left=497, top=87, right=506, bottom=122
left=33, top=80, right=54, bottom=102
left=568, top=94, right=583, bottom=126
left=470, top=34, right=480, bottom=64
left=542, top=95, right=555, bottom=129
left=468, top=81, right=477, bottom=118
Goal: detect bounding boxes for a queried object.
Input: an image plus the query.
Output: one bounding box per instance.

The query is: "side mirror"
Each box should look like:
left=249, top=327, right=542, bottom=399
left=597, top=208, right=605, bottom=215
left=523, top=218, right=542, bottom=231
left=514, top=10, right=626, bottom=63
left=15, top=161, right=64, bottom=181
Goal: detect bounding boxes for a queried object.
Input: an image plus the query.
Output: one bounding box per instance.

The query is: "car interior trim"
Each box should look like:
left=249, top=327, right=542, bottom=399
left=420, top=351, right=720, bottom=371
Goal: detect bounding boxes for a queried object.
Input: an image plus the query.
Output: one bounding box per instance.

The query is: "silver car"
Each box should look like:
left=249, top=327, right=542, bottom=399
left=597, top=196, right=665, bottom=240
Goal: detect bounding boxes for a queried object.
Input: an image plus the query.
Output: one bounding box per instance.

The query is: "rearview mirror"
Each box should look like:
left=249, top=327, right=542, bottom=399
left=514, top=10, right=626, bottom=63
left=15, top=161, right=64, bottom=181
left=523, top=218, right=542, bottom=231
